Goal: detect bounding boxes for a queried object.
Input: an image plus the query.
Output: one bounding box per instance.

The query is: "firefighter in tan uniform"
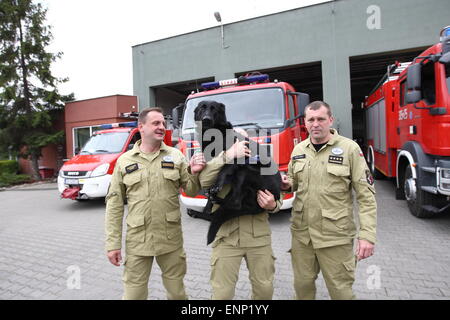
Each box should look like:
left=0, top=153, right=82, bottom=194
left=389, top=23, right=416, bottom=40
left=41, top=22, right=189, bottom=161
left=281, top=101, right=377, bottom=300
left=105, top=107, right=206, bottom=300
left=199, top=130, right=282, bottom=300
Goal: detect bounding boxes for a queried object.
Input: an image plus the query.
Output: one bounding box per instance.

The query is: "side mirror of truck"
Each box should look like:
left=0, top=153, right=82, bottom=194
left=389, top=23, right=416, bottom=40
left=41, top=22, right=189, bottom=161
left=405, top=63, right=422, bottom=104
left=439, top=52, right=450, bottom=65
left=172, top=104, right=185, bottom=129
left=285, top=92, right=310, bottom=128
left=297, top=92, right=310, bottom=117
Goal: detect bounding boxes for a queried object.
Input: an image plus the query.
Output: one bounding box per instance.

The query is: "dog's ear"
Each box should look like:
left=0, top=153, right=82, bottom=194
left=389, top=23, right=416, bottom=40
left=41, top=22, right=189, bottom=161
left=194, top=101, right=206, bottom=121
left=217, top=102, right=226, bottom=113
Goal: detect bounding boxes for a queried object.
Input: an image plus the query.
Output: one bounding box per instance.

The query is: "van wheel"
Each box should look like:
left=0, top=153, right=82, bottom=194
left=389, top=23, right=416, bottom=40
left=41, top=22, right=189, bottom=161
left=404, top=164, right=434, bottom=218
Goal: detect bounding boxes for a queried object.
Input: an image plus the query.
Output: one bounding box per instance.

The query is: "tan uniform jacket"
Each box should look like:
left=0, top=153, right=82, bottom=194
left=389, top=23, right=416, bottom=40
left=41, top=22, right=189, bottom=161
left=287, top=129, right=377, bottom=249
left=105, top=141, right=200, bottom=256
left=199, top=152, right=282, bottom=248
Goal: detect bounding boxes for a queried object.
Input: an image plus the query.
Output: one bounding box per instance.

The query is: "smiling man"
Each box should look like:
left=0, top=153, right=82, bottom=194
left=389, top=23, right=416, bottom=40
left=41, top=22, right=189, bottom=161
left=281, top=101, right=377, bottom=300
left=105, top=107, right=206, bottom=300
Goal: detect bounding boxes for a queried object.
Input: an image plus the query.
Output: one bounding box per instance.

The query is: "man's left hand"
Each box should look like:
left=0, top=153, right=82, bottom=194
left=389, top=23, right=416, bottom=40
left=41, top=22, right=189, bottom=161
left=257, top=189, right=276, bottom=211
left=190, top=152, right=206, bottom=174
left=355, top=239, right=375, bottom=261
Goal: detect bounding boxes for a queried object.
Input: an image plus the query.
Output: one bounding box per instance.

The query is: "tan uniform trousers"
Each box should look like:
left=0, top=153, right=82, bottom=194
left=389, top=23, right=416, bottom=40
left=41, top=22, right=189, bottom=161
left=122, top=247, right=187, bottom=300
left=210, top=243, right=275, bottom=300
left=290, top=237, right=356, bottom=300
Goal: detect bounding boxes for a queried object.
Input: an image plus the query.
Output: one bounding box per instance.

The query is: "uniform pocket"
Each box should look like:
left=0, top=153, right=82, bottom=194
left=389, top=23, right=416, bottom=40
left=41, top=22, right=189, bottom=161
left=161, top=169, right=181, bottom=193
left=321, top=208, right=350, bottom=235
left=165, top=209, right=182, bottom=240
left=338, top=256, right=356, bottom=282
left=126, top=215, right=145, bottom=243
left=326, top=164, right=350, bottom=192
left=293, top=161, right=307, bottom=192
left=123, top=170, right=146, bottom=199
left=252, top=213, right=271, bottom=237
left=162, top=169, right=180, bottom=181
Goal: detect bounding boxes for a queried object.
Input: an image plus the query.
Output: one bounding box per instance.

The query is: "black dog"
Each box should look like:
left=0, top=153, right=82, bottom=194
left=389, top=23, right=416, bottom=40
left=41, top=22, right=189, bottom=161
left=194, top=100, right=281, bottom=244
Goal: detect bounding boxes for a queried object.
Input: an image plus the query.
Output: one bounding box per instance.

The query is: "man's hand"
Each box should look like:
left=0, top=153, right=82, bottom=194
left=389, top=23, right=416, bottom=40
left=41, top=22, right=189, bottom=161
left=190, top=152, right=206, bottom=174
left=257, top=189, right=277, bottom=211
left=355, top=239, right=374, bottom=261
left=225, top=140, right=250, bottom=161
left=107, top=249, right=122, bottom=266
left=280, top=174, right=292, bottom=191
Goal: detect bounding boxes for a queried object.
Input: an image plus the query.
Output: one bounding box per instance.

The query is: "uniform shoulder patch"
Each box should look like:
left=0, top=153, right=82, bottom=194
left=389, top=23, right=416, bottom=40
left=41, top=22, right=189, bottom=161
left=125, top=163, right=139, bottom=174
left=292, top=154, right=306, bottom=160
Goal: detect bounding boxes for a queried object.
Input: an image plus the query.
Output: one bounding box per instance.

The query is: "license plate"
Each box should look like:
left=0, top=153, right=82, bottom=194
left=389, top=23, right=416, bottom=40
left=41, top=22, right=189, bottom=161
left=65, top=178, right=79, bottom=185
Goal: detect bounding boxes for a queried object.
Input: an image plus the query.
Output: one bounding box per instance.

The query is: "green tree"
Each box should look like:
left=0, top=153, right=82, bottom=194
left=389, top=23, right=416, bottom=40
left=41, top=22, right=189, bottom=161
left=0, top=0, right=73, bottom=180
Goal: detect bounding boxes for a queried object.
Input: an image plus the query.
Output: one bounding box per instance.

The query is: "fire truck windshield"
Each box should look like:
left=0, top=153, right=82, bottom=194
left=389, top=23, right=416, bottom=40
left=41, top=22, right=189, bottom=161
left=181, top=88, right=285, bottom=134
left=80, top=132, right=129, bottom=154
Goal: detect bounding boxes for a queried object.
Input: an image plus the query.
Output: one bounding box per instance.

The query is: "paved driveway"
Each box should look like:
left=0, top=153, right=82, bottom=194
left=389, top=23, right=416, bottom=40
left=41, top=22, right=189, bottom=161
left=0, top=179, right=449, bottom=300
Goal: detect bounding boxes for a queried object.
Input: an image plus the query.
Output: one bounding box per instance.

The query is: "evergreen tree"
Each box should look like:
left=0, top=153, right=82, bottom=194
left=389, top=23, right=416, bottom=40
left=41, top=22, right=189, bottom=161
left=0, top=0, right=73, bottom=180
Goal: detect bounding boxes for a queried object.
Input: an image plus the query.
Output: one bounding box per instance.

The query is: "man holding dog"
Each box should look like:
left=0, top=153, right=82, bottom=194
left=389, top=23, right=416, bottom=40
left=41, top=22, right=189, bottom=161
left=281, top=101, right=377, bottom=300
left=199, top=128, right=282, bottom=300
left=105, top=107, right=207, bottom=300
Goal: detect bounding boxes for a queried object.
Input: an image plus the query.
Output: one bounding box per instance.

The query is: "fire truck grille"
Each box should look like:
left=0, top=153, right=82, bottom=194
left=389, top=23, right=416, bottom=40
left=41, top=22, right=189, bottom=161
left=63, top=171, right=89, bottom=177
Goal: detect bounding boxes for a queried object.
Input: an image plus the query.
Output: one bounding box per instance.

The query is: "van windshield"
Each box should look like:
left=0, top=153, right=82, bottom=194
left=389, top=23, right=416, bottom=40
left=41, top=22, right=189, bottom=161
left=80, top=132, right=129, bottom=154
left=181, top=88, right=285, bottom=135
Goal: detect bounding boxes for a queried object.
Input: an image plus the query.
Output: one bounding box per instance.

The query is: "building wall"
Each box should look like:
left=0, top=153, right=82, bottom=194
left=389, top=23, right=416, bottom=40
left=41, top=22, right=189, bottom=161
left=64, top=95, right=138, bottom=158
left=132, top=0, right=450, bottom=138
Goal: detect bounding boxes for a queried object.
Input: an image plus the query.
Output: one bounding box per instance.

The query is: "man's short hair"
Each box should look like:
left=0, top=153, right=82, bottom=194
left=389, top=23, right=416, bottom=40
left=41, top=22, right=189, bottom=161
left=138, top=107, right=164, bottom=124
left=305, top=101, right=332, bottom=117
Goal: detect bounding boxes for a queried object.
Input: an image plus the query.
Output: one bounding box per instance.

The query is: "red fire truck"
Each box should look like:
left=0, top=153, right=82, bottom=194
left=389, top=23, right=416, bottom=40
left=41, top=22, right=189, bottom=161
left=58, top=120, right=172, bottom=200
left=364, top=26, right=450, bottom=218
left=172, top=73, right=309, bottom=218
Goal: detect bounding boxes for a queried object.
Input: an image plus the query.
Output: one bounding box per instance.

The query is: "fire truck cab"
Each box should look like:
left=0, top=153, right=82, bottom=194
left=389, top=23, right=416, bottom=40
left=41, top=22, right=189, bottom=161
left=172, top=73, right=309, bottom=218
left=364, top=26, right=450, bottom=218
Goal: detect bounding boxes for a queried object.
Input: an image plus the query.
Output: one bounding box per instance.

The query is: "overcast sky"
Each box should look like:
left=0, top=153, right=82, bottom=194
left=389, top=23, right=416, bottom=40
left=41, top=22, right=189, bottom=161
left=40, top=0, right=329, bottom=101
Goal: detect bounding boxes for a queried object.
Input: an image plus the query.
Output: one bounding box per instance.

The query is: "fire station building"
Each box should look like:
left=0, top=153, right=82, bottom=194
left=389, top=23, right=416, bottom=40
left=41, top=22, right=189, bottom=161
left=131, top=0, right=450, bottom=140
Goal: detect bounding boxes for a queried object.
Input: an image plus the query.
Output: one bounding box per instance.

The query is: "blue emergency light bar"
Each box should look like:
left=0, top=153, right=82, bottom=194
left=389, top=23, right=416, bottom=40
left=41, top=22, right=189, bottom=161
left=440, top=26, right=450, bottom=40
left=100, top=121, right=137, bottom=129
left=201, top=74, right=269, bottom=90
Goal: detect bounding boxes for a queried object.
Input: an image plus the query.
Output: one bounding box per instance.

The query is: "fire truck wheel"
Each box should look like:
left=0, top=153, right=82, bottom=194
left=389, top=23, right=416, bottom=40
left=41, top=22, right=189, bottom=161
left=404, top=164, right=434, bottom=218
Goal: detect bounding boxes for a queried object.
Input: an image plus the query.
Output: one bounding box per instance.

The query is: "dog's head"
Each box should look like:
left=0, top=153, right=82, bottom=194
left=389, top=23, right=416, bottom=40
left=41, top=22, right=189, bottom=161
left=194, top=100, right=228, bottom=130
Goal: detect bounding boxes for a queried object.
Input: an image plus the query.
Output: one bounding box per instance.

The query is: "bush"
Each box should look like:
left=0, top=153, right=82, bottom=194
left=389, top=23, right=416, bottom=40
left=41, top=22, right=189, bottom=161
left=0, top=160, right=19, bottom=174
left=0, top=173, right=31, bottom=188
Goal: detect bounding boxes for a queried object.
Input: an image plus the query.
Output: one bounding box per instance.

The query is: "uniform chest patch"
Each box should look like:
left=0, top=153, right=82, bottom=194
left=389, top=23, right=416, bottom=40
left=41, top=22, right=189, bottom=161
left=161, top=161, right=175, bottom=169
left=328, top=155, right=344, bottom=165
left=331, top=147, right=344, bottom=155
left=292, top=154, right=306, bottom=160
left=125, top=163, right=139, bottom=174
